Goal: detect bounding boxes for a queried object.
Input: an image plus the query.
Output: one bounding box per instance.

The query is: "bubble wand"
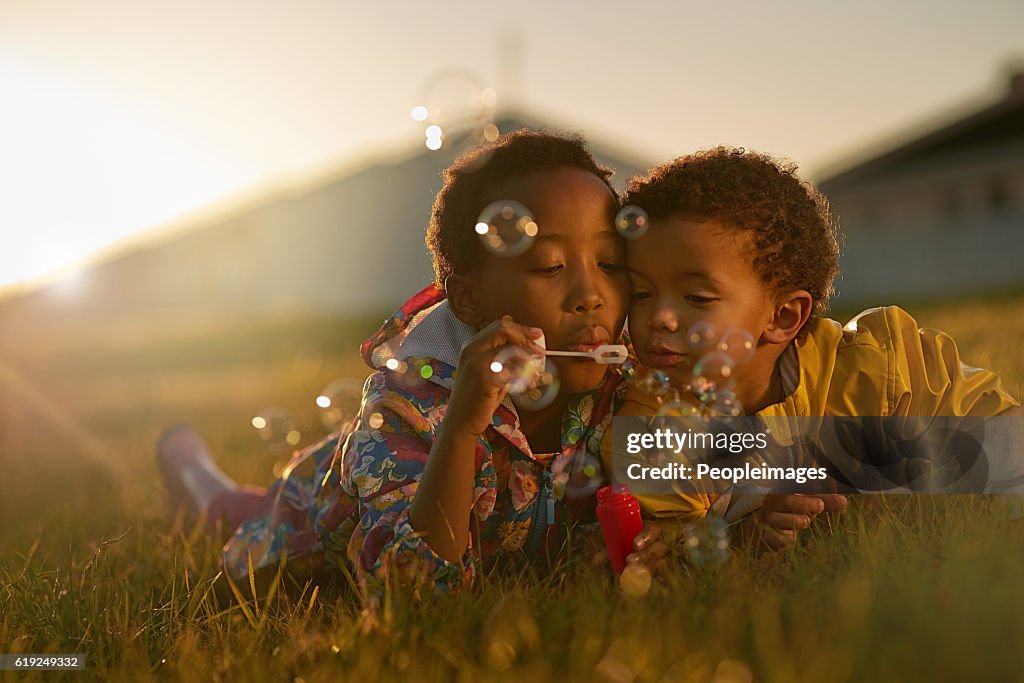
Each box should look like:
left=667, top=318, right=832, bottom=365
left=543, top=344, right=628, bottom=364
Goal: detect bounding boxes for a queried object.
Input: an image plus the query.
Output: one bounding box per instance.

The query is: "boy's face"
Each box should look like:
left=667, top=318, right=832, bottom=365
left=627, top=218, right=776, bottom=390
left=469, top=168, right=630, bottom=394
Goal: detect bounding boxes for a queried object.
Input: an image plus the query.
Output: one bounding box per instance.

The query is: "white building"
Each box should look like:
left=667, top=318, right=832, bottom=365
left=819, top=72, right=1024, bottom=307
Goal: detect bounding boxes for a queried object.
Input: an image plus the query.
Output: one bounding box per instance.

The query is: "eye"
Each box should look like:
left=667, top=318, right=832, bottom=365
left=685, top=294, right=718, bottom=305
left=599, top=261, right=625, bottom=273
left=531, top=264, right=563, bottom=275
left=631, top=290, right=653, bottom=302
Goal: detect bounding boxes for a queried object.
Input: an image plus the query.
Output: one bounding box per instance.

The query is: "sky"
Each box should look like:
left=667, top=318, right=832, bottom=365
left=1, top=0, right=1022, bottom=290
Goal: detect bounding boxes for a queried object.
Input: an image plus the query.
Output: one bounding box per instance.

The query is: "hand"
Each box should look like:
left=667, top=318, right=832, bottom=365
left=623, top=522, right=670, bottom=580
left=444, top=317, right=546, bottom=438
left=741, top=493, right=848, bottom=553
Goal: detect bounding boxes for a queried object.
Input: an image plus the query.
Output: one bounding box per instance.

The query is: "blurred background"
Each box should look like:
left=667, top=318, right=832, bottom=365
left=0, top=0, right=1022, bottom=553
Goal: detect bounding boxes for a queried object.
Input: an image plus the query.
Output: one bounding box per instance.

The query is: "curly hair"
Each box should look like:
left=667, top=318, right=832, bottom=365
left=426, top=129, right=616, bottom=286
left=623, top=146, right=841, bottom=319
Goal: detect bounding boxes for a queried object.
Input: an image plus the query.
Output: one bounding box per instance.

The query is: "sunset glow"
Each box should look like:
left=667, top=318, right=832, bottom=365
left=1, top=0, right=1021, bottom=290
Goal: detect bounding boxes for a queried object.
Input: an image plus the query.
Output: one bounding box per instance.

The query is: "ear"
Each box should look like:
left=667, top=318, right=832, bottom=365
left=763, top=289, right=812, bottom=344
left=445, top=274, right=486, bottom=328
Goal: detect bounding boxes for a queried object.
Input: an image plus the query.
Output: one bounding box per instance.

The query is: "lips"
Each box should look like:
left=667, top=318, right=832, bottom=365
left=644, top=344, right=687, bottom=368
left=566, top=342, right=604, bottom=353
left=562, top=326, right=611, bottom=353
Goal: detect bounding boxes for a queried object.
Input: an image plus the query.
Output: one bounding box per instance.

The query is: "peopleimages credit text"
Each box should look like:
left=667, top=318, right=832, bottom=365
left=623, top=426, right=827, bottom=485
left=626, top=461, right=828, bottom=485
left=610, top=415, right=1024, bottom=495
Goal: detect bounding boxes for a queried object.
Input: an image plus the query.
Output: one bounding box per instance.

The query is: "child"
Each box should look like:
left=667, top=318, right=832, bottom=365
left=603, top=146, right=1022, bottom=551
left=160, top=130, right=669, bottom=594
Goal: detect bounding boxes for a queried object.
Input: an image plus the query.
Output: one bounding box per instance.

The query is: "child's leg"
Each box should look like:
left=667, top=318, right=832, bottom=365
left=157, top=425, right=268, bottom=537
left=206, top=486, right=269, bottom=539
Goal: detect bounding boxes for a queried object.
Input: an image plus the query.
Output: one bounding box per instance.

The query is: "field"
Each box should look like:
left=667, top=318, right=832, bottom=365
left=1, top=295, right=1023, bottom=682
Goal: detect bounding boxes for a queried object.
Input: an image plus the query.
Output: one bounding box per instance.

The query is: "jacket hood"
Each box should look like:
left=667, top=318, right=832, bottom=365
left=360, top=283, right=476, bottom=388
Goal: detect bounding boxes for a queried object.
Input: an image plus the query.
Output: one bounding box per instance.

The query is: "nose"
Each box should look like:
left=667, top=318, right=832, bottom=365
left=648, top=297, right=679, bottom=333
left=568, top=264, right=604, bottom=314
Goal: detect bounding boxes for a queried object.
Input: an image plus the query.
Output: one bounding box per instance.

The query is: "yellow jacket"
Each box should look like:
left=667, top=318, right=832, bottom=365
left=602, top=306, right=1021, bottom=526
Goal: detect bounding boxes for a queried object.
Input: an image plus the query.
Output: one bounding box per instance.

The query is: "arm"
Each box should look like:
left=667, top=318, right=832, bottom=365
left=409, top=318, right=545, bottom=563
left=341, top=378, right=482, bottom=594
left=862, top=307, right=1020, bottom=416
left=407, top=425, right=481, bottom=563
left=322, top=316, right=546, bottom=593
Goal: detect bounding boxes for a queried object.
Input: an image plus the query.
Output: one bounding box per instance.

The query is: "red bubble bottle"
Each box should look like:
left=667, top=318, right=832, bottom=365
left=596, top=484, right=644, bottom=574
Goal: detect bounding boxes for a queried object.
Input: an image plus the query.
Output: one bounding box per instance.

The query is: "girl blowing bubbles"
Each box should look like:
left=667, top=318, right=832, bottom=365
left=159, top=130, right=668, bottom=596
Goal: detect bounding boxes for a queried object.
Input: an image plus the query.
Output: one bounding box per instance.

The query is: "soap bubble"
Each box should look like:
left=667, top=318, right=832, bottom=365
left=491, top=345, right=545, bottom=394
left=681, top=375, right=715, bottom=406
left=687, top=321, right=718, bottom=352
left=683, top=515, right=731, bottom=568
left=384, top=357, right=408, bottom=373
left=315, top=378, right=365, bottom=429
left=717, top=328, right=756, bottom=365
left=693, top=351, right=736, bottom=391
left=704, top=390, right=743, bottom=417
left=614, top=205, right=649, bottom=239
left=411, top=72, right=497, bottom=154
left=634, top=368, right=671, bottom=395
left=476, top=200, right=538, bottom=257
left=554, top=451, right=605, bottom=500
left=251, top=406, right=301, bottom=449
left=510, top=359, right=561, bottom=412
left=656, top=399, right=702, bottom=418
left=618, top=564, right=653, bottom=598
left=479, top=595, right=540, bottom=671
left=697, top=386, right=718, bottom=406
left=419, top=77, right=490, bottom=121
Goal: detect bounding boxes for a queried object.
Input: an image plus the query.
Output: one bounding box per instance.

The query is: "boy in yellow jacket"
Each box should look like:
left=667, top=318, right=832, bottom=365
left=604, top=146, right=1022, bottom=551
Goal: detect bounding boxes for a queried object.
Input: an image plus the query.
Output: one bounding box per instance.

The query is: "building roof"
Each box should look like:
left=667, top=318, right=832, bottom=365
left=0, top=109, right=652, bottom=322
left=820, top=72, right=1024, bottom=194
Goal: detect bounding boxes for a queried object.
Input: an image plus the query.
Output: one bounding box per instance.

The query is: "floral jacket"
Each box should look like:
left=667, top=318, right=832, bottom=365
left=222, top=284, right=629, bottom=594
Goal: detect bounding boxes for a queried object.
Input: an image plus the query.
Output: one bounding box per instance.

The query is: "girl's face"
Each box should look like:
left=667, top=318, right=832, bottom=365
left=462, top=167, right=630, bottom=394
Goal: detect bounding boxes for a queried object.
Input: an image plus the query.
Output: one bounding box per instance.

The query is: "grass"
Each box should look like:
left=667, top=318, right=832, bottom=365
left=1, top=296, right=1023, bottom=682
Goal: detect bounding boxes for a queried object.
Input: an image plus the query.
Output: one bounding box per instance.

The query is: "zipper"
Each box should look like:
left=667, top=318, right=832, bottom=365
left=526, top=469, right=555, bottom=559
